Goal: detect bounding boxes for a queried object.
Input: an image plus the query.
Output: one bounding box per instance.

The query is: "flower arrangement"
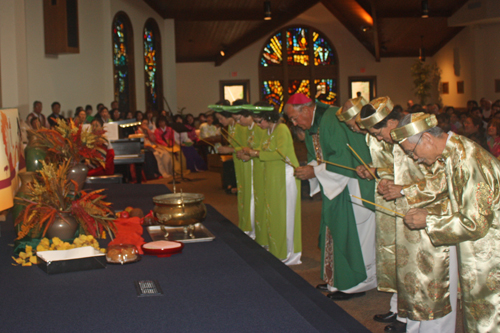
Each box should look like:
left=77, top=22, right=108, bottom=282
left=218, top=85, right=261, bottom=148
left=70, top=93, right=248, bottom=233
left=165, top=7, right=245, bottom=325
left=29, top=118, right=107, bottom=166
left=15, top=160, right=116, bottom=240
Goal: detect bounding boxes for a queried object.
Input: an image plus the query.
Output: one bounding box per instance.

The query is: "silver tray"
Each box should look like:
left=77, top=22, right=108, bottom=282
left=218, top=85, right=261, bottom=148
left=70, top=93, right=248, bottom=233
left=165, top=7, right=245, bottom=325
left=147, top=223, right=215, bottom=243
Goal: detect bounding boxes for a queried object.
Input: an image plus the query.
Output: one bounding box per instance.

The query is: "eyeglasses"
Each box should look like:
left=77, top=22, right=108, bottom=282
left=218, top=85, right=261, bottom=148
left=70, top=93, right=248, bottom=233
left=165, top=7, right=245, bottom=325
left=406, top=134, right=423, bottom=159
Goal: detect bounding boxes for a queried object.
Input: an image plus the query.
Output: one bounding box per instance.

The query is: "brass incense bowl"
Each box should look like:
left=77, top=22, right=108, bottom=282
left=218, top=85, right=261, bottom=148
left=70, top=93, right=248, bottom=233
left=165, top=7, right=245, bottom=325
left=153, top=193, right=207, bottom=227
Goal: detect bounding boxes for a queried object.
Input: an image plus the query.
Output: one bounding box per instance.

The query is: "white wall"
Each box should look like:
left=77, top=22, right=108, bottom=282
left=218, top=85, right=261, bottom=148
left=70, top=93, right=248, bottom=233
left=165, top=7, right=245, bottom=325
left=8, top=0, right=176, bottom=120
left=433, top=22, right=500, bottom=108
left=0, top=0, right=29, bottom=116
left=176, top=3, right=419, bottom=116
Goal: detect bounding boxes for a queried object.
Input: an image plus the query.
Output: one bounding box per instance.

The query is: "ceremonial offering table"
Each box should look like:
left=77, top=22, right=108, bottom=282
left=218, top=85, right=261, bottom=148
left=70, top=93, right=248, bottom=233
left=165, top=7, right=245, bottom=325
left=0, top=184, right=368, bottom=333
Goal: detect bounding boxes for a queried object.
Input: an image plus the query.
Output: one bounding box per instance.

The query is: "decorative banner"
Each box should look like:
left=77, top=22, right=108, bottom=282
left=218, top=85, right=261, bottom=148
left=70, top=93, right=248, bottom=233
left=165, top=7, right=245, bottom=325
left=0, top=108, right=23, bottom=211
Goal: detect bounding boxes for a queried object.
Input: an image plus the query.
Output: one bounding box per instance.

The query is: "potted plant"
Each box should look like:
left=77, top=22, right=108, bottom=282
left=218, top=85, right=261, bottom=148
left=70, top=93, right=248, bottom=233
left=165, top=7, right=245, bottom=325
left=410, top=60, right=442, bottom=105
left=28, top=118, right=107, bottom=190
left=15, top=160, right=116, bottom=240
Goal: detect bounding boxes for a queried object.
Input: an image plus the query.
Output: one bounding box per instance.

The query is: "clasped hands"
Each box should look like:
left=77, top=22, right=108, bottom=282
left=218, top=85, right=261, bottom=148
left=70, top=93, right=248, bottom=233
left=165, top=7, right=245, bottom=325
left=377, top=179, right=404, bottom=201
left=236, top=147, right=257, bottom=162
left=404, top=208, right=428, bottom=230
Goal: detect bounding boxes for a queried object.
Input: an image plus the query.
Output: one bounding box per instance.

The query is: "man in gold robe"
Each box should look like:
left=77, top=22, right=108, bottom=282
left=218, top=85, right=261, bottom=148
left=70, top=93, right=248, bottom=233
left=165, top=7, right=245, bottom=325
left=357, top=101, right=457, bottom=333
left=336, top=97, right=400, bottom=326
left=392, top=113, right=500, bottom=333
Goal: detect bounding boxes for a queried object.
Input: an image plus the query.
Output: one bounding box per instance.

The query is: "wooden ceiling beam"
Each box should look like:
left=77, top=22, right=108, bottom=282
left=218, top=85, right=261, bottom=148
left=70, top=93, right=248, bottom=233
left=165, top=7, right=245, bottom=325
left=320, top=0, right=375, bottom=57
left=164, top=10, right=265, bottom=21
left=369, top=0, right=380, bottom=62
left=214, top=0, right=321, bottom=66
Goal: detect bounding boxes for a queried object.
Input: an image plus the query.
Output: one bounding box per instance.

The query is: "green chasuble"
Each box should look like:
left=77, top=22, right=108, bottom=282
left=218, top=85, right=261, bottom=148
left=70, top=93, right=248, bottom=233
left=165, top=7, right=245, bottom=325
left=305, top=102, right=375, bottom=290
left=232, top=124, right=253, bottom=232
left=249, top=124, right=268, bottom=246
left=258, top=123, right=302, bottom=260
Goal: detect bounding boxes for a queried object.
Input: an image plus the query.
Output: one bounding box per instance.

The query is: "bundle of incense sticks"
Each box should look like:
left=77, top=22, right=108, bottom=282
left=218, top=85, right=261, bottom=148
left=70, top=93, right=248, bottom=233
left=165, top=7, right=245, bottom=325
left=346, top=143, right=378, bottom=180
left=221, top=128, right=243, bottom=147
left=350, top=195, right=405, bottom=217
left=318, top=159, right=357, bottom=171
left=276, top=149, right=297, bottom=169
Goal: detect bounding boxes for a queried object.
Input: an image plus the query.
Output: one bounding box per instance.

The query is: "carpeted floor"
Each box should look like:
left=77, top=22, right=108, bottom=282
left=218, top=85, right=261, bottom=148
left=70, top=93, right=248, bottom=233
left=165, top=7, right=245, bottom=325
left=146, top=169, right=463, bottom=333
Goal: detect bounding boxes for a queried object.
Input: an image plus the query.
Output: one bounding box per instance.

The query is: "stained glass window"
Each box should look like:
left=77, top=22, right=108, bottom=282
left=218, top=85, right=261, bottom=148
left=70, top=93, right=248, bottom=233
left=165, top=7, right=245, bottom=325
left=260, top=32, right=282, bottom=67
left=288, top=80, right=310, bottom=97
left=313, top=32, right=335, bottom=66
left=143, top=19, right=163, bottom=112
left=259, top=26, right=338, bottom=112
left=261, top=81, right=284, bottom=112
left=112, top=13, right=135, bottom=113
left=314, top=79, right=337, bottom=105
left=287, top=27, right=308, bottom=66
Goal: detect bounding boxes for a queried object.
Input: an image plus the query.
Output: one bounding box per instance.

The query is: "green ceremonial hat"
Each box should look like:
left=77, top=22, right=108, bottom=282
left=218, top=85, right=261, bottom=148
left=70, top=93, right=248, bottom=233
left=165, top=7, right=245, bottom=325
left=207, top=105, right=225, bottom=112
left=220, top=105, right=245, bottom=113
left=243, top=105, right=275, bottom=114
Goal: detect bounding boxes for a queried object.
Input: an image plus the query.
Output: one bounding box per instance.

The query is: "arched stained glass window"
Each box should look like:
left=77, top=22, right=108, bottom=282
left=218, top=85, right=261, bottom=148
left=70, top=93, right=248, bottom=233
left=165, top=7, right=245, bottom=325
left=259, top=26, right=338, bottom=112
left=287, top=27, right=309, bottom=66
left=143, top=19, right=163, bottom=112
left=112, top=12, right=136, bottom=114
left=261, top=80, right=283, bottom=111
left=260, top=32, right=282, bottom=67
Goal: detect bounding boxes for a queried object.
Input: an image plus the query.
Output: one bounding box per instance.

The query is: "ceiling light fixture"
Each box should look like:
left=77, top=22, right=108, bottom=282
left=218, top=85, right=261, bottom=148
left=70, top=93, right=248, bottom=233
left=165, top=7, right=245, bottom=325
left=264, top=1, right=272, bottom=21
left=421, top=0, right=429, bottom=18
left=419, top=35, right=426, bottom=62
left=220, top=50, right=225, bottom=57
left=361, top=26, right=370, bottom=32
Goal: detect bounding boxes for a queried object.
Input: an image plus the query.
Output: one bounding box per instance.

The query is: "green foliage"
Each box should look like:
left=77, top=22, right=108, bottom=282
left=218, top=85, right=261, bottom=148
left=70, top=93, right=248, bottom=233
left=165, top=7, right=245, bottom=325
left=410, top=61, right=441, bottom=105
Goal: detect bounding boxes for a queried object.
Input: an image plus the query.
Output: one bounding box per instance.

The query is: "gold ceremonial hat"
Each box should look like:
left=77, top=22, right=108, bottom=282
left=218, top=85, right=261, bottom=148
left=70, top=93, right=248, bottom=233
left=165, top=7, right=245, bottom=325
left=336, top=96, right=368, bottom=122
left=390, top=112, right=438, bottom=142
left=356, top=96, right=394, bottom=129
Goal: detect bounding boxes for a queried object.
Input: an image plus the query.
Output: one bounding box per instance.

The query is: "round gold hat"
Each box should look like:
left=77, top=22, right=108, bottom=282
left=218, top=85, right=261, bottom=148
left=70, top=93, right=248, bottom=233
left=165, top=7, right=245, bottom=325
left=336, top=96, right=368, bottom=122
left=356, top=97, right=394, bottom=129
left=390, top=112, right=438, bottom=142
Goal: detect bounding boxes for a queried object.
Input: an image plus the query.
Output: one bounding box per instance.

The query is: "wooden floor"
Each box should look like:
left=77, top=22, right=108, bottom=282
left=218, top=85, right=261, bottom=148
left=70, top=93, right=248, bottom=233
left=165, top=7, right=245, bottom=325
left=147, top=170, right=464, bottom=333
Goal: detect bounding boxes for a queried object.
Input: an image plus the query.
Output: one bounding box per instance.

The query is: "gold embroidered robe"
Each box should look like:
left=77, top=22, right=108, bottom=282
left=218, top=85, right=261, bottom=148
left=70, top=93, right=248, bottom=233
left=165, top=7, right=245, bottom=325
left=407, top=134, right=500, bottom=332
left=366, top=134, right=397, bottom=292
left=394, top=144, right=452, bottom=321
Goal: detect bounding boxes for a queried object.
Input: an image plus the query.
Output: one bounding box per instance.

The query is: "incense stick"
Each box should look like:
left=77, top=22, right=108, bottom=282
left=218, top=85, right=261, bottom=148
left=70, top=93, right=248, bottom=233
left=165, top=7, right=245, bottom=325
left=220, top=132, right=236, bottom=148
left=199, top=138, right=215, bottom=147
left=221, top=128, right=243, bottom=147
left=346, top=143, right=379, bottom=180
left=318, top=159, right=357, bottom=172
left=350, top=195, right=405, bottom=217
left=276, top=149, right=297, bottom=169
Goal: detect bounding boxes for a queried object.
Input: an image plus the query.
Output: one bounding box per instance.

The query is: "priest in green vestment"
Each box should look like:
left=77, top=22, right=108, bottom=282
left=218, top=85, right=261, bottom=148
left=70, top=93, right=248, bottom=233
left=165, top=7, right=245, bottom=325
left=284, top=93, right=376, bottom=301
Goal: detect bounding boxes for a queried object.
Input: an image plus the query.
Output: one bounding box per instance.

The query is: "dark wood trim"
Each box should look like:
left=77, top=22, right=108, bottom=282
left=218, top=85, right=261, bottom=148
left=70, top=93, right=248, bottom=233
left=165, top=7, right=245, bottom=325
left=143, top=18, right=164, bottom=112
left=369, top=0, right=380, bottom=62
left=348, top=76, right=377, bottom=101
left=219, top=80, right=250, bottom=103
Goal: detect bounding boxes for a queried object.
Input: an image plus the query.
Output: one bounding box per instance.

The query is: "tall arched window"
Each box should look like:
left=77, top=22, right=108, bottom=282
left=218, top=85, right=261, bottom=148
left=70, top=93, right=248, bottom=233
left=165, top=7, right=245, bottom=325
left=143, top=18, right=164, bottom=112
left=112, top=12, right=136, bottom=114
left=259, top=26, right=338, bottom=112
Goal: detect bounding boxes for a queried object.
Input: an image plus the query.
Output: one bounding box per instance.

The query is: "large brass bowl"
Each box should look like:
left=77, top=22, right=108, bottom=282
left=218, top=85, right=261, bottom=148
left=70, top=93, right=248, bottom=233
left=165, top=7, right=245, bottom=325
left=153, top=193, right=207, bottom=226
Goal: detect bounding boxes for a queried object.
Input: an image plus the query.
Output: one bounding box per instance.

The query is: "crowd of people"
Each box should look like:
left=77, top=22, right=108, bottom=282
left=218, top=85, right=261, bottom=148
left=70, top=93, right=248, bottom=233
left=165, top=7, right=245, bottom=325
left=25, top=100, right=222, bottom=181
left=210, top=94, right=500, bottom=333
left=25, top=93, right=500, bottom=333
left=283, top=94, right=499, bottom=333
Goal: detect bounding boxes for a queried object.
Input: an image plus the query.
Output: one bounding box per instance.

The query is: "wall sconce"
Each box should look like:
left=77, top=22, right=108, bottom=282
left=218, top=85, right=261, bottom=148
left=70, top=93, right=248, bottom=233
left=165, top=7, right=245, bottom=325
left=419, top=35, right=426, bottom=62
left=421, top=0, right=429, bottom=18
left=264, top=1, right=272, bottom=21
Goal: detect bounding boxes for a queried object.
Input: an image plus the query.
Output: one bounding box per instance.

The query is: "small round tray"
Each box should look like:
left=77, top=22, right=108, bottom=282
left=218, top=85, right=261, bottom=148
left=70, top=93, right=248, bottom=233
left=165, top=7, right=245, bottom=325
left=142, top=240, right=184, bottom=258
left=106, top=255, right=142, bottom=265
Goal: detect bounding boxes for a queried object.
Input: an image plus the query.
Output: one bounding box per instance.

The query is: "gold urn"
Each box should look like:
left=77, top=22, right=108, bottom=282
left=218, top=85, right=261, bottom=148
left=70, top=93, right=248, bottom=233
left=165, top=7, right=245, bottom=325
left=152, top=193, right=207, bottom=226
